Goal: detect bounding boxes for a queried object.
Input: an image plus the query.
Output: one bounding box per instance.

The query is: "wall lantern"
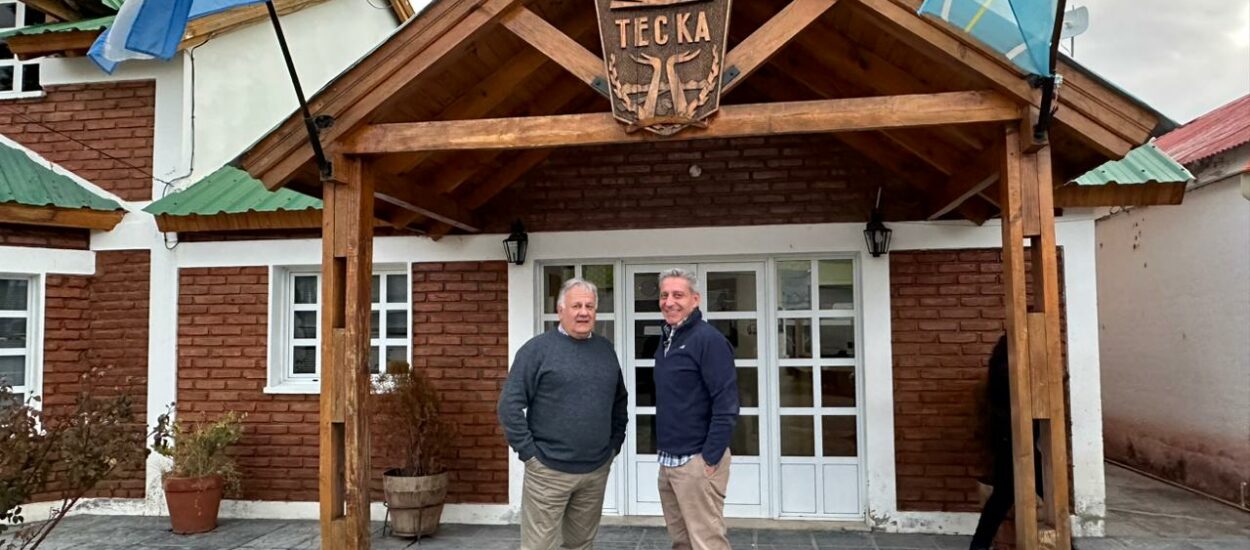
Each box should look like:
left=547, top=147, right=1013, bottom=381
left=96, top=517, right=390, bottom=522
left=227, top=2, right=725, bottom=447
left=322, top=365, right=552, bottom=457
left=502, top=220, right=528, bottom=266
left=863, top=188, right=892, bottom=258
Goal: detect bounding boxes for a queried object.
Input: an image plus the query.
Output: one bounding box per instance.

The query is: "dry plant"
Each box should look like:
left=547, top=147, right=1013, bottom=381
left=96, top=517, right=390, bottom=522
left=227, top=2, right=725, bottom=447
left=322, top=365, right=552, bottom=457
left=374, top=361, right=451, bottom=477
left=151, top=406, right=245, bottom=494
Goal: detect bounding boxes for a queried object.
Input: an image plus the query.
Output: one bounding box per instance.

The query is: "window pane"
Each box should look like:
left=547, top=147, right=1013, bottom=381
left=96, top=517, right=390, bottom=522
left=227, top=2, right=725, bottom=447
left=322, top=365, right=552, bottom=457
left=777, top=260, right=811, bottom=310
left=0, top=44, right=12, bottom=61
left=737, top=367, right=758, bottom=407
left=293, top=311, right=317, bottom=339
left=386, top=311, right=406, bottom=338
left=369, top=346, right=379, bottom=374
left=386, top=274, right=407, bottom=303
left=25, top=8, right=46, bottom=25
left=730, top=415, right=760, bottom=457
left=542, top=320, right=558, bottom=334
left=0, top=355, right=24, bottom=387
left=594, top=320, right=614, bottom=344
left=822, top=416, right=857, bottom=457
left=0, top=66, right=13, bottom=92
left=778, top=318, right=812, bottom=359
left=293, top=276, right=317, bottom=304
left=0, top=279, right=27, bottom=310
left=636, top=414, right=657, bottom=454
left=632, top=272, right=661, bottom=313
left=819, top=318, right=855, bottom=358
left=371, top=274, right=380, bottom=304
left=386, top=346, right=407, bottom=366
left=0, top=5, right=15, bottom=28
left=635, top=366, right=655, bottom=407
left=582, top=264, right=614, bottom=313
left=634, top=319, right=664, bottom=359
left=292, top=346, right=317, bottom=375
left=818, top=260, right=855, bottom=309
left=706, top=271, right=756, bottom=312
left=0, top=318, right=26, bottom=348
left=543, top=266, right=575, bottom=314
left=709, top=319, right=757, bottom=359
left=779, top=367, right=813, bottom=407
left=821, top=367, right=856, bottom=407
left=20, top=63, right=38, bottom=93
left=780, top=416, right=815, bottom=457
left=370, top=311, right=379, bottom=339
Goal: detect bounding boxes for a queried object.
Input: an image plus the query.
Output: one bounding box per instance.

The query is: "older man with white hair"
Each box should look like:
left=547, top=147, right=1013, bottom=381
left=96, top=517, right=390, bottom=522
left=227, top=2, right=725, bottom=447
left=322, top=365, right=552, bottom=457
left=498, top=278, right=628, bottom=550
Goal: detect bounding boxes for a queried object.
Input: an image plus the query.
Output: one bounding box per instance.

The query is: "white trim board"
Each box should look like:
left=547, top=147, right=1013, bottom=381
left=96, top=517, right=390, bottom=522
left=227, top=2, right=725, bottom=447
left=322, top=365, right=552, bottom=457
left=0, top=246, right=95, bottom=275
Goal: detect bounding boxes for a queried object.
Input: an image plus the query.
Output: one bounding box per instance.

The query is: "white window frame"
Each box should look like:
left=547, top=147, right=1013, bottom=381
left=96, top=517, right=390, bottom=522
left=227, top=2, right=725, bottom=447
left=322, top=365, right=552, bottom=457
left=0, top=1, right=46, bottom=100
left=0, top=273, right=42, bottom=404
left=266, top=265, right=411, bottom=394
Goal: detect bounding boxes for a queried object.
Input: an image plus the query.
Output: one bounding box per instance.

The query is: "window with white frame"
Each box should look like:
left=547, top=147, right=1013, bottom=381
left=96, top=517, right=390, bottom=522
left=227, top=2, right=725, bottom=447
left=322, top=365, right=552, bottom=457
left=539, top=263, right=618, bottom=343
left=0, top=2, right=47, bottom=99
left=0, top=275, right=37, bottom=402
left=269, top=267, right=410, bottom=392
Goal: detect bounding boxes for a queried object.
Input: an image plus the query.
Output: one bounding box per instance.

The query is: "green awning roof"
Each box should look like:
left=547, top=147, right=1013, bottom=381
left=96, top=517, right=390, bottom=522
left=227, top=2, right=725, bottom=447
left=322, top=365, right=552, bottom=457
left=0, top=141, right=123, bottom=211
left=1072, top=143, right=1192, bottom=186
left=0, top=16, right=115, bottom=41
left=144, top=166, right=321, bottom=217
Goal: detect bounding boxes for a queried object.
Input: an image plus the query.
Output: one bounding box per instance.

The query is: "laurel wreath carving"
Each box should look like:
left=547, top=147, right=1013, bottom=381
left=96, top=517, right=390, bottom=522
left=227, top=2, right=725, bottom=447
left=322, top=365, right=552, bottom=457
left=607, top=49, right=720, bottom=127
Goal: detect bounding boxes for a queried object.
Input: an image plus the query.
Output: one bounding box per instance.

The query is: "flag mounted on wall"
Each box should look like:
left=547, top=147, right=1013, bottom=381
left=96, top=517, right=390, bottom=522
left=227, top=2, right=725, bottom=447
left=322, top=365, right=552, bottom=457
left=917, top=0, right=1060, bottom=77
left=89, top=0, right=267, bottom=73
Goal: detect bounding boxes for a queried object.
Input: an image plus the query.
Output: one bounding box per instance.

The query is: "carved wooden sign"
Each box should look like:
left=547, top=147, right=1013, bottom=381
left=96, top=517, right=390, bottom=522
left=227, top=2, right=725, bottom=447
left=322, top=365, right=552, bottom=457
left=594, top=0, right=732, bottom=136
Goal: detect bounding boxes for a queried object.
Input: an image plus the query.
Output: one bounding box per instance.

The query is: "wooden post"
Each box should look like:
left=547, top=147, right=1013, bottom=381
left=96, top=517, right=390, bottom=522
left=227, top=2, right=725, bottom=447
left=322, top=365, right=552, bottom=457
left=320, top=155, right=374, bottom=550
left=1000, top=118, right=1073, bottom=550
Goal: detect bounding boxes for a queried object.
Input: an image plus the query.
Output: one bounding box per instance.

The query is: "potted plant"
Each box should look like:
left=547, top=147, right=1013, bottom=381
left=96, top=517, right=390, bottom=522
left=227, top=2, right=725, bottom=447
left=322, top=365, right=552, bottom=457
left=151, top=406, right=245, bottom=535
left=376, top=361, right=451, bottom=538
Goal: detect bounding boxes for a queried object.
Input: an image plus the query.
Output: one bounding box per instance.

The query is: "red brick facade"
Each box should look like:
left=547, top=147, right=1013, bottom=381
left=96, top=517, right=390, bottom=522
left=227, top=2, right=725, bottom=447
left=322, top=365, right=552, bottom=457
left=0, top=223, right=89, bottom=249
left=0, top=81, right=155, bottom=202
left=890, top=248, right=1066, bottom=512
left=175, top=262, right=509, bottom=503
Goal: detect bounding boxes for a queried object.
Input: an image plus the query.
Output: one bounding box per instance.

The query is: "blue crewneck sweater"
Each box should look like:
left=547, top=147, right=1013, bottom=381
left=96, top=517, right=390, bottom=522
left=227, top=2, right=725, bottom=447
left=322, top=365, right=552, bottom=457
left=654, top=308, right=739, bottom=466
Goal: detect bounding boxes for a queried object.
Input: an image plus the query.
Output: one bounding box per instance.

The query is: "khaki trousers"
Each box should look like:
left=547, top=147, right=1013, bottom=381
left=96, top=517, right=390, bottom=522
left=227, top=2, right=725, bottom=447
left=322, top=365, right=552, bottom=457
left=521, top=458, right=612, bottom=550
left=658, top=452, right=732, bottom=550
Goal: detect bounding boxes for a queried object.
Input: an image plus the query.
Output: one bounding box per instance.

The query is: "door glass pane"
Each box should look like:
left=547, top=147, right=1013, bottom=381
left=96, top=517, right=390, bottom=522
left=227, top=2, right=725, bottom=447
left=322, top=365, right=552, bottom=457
left=594, top=320, right=614, bottom=344
left=293, top=346, right=317, bottom=374
left=634, top=320, right=664, bottom=359
left=0, top=318, right=26, bottom=348
left=778, top=318, right=812, bottom=359
left=706, top=272, right=756, bottom=312
left=386, top=311, right=406, bottom=338
left=635, top=367, right=656, bottom=407
left=730, top=415, right=760, bottom=456
left=636, top=414, right=657, bottom=454
left=822, top=416, right=858, bottom=457
left=780, top=416, right=815, bottom=457
left=293, top=311, right=318, bottom=339
left=821, top=367, right=856, bottom=407
left=0, top=279, right=27, bottom=310
left=0, top=355, right=24, bottom=386
left=737, top=367, right=758, bottom=407
left=371, top=274, right=380, bottom=303
left=819, top=318, right=855, bottom=358
left=709, top=319, right=757, bottom=359
left=777, top=260, right=811, bottom=310
left=543, top=266, right=574, bottom=314
left=633, top=272, right=661, bottom=313
left=293, top=276, right=317, bottom=304
left=582, top=265, right=615, bottom=313
left=779, top=367, right=813, bottom=407
left=386, top=274, right=407, bottom=303
left=818, top=260, right=855, bottom=309
left=370, top=311, right=379, bottom=339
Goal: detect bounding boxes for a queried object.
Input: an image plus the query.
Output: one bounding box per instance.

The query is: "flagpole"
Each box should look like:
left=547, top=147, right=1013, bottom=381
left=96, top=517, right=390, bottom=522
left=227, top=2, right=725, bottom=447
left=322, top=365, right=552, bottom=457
left=264, top=0, right=333, bottom=180
left=1034, top=0, right=1068, bottom=142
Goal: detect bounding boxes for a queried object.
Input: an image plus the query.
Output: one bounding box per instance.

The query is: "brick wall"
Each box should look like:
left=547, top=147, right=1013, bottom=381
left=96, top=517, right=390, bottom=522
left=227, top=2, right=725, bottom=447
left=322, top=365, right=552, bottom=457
left=478, top=133, right=927, bottom=233
left=0, top=223, right=89, bottom=249
left=0, top=81, right=155, bottom=201
left=176, top=263, right=509, bottom=503
left=890, top=248, right=1066, bottom=512
left=37, top=251, right=150, bottom=500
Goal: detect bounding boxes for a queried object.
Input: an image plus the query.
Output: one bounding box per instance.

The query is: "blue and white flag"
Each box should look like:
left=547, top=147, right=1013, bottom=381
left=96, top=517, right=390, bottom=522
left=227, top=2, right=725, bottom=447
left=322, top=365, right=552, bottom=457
left=89, top=0, right=268, bottom=73
left=918, top=0, right=1059, bottom=76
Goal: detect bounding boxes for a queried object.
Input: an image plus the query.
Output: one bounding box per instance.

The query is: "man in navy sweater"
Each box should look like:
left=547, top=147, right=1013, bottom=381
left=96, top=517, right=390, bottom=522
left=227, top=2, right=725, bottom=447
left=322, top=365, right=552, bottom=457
left=653, top=268, right=739, bottom=550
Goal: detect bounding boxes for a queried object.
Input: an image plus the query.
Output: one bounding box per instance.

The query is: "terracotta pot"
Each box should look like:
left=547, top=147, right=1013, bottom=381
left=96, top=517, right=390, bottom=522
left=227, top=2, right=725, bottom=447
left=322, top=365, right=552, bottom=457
left=383, top=470, right=448, bottom=537
left=164, top=475, right=223, bottom=534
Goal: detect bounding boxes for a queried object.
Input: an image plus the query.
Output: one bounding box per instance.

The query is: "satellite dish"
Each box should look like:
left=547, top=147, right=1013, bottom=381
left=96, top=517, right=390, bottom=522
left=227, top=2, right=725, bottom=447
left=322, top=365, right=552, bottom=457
left=1061, top=6, right=1090, bottom=39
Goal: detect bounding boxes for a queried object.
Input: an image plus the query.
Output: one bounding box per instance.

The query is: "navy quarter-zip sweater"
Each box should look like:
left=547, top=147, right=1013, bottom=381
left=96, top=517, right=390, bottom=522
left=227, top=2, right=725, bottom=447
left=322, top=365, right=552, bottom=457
left=654, top=308, right=739, bottom=466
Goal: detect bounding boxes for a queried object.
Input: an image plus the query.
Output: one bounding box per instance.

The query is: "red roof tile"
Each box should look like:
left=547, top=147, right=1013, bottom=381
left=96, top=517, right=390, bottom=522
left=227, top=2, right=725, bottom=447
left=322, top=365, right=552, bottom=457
left=1154, top=95, right=1250, bottom=165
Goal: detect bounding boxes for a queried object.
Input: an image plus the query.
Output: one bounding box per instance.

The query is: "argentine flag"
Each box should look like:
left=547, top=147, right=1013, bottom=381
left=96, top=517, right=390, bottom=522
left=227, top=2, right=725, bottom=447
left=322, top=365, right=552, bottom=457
left=89, top=0, right=268, bottom=73
left=918, top=0, right=1059, bottom=76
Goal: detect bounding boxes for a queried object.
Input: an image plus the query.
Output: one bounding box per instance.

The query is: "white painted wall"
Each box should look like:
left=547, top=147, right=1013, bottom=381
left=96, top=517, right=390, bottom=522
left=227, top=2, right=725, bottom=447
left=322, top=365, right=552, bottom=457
left=1097, top=169, right=1250, bottom=503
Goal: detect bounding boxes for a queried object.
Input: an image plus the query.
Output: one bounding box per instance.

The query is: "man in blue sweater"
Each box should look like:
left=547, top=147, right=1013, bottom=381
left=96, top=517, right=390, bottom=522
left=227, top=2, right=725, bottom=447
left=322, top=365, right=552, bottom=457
left=498, top=278, right=628, bottom=550
left=654, top=268, right=739, bottom=550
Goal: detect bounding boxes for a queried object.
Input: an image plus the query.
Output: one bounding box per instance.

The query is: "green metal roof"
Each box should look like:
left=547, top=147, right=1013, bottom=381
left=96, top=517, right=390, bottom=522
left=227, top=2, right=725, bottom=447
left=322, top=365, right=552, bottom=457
left=1072, top=143, right=1193, bottom=186
left=0, top=16, right=114, bottom=40
left=144, top=166, right=321, bottom=217
left=0, top=141, right=123, bottom=211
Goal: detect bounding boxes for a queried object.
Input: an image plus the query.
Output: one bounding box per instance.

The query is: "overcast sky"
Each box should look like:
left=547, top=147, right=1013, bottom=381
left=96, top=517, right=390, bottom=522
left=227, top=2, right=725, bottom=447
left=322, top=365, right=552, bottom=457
left=1070, top=0, right=1250, bottom=124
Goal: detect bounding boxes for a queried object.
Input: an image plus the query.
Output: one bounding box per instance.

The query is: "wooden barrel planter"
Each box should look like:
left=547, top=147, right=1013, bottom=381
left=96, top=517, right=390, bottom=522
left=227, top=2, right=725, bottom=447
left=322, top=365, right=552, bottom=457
left=383, top=470, right=448, bottom=538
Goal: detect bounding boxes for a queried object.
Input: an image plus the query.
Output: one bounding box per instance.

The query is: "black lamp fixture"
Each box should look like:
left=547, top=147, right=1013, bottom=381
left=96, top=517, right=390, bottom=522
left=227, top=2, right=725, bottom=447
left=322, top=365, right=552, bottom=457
left=502, top=220, right=529, bottom=265
left=863, top=187, right=892, bottom=258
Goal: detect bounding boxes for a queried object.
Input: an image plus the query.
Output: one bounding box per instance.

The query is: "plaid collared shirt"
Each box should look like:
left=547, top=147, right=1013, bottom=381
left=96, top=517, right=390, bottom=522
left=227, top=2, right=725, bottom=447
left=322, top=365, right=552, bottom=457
left=657, top=450, right=695, bottom=468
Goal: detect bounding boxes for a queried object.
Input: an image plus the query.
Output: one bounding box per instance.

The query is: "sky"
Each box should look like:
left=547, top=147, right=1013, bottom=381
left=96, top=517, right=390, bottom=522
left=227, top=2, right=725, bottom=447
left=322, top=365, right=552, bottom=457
left=1070, top=0, right=1250, bottom=124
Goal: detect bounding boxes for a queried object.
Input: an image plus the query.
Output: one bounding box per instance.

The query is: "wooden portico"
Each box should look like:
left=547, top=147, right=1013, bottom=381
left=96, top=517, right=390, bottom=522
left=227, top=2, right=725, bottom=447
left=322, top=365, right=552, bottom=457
left=235, top=0, right=1173, bottom=548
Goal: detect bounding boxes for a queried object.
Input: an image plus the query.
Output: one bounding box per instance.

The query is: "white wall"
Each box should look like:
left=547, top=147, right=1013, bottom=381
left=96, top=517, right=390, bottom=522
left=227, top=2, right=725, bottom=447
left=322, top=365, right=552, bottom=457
left=1097, top=170, right=1250, bottom=503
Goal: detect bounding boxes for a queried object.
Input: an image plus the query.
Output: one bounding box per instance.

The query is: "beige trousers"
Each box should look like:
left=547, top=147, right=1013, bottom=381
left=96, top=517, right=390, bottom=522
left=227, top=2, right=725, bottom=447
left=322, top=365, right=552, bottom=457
left=521, top=458, right=612, bottom=550
left=658, top=452, right=732, bottom=550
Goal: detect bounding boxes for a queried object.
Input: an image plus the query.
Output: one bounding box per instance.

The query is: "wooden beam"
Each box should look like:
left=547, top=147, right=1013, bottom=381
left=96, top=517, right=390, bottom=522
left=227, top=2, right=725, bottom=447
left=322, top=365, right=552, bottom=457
left=928, top=148, right=999, bottom=220
left=183, top=0, right=330, bottom=44
left=0, top=203, right=124, bottom=231
left=722, top=0, right=840, bottom=94
left=1052, top=182, right=1185, bottom=207
left=20, top=1, right=84, bottom=21
left=499, top=6, right=606, bottom=95
left=5, top=30, right=101, bottom=61
left=152, top=210, right=322, bottom=233
left=341, top=91, right=1020, bottom=154
left=374, top=172, right=479, bottom=232
left=390, top=0, right=416, bottom=21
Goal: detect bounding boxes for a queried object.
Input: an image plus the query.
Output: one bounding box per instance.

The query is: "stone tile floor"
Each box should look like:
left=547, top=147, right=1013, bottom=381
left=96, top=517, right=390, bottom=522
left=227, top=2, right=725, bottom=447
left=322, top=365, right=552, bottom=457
left=6, top=466, right=1247, bottom=549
